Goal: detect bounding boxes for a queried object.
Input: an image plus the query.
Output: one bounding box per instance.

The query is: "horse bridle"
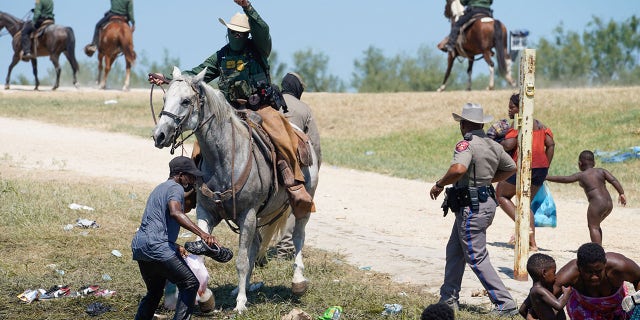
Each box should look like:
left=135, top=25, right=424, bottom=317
left=150, top=80, right=215, bottom=155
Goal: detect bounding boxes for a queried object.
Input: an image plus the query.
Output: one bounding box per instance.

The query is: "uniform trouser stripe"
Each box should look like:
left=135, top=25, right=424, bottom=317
left=464, top=208, right=499, bottom=303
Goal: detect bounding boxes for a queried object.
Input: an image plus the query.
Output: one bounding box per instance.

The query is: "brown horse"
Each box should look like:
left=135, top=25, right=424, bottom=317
left=0, top=11, right=78, bottom=90
left=437, top=0, right=515, bottom=92
left=86, top=16, right=136, bottom=91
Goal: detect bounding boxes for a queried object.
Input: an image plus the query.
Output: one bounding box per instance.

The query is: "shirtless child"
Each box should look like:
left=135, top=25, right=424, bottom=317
left=522, top=253, right=571, bottom=320
left=546, top=150, right=626, bottom=245
left=520, top=243, right=640, bottom=320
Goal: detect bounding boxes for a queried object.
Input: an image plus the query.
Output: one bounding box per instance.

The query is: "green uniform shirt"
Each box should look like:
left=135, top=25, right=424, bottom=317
left=33, top=0, right=54, bottom=23
left=167, top=4, right=271, bottom=102
left=461, top=0, right=492, bottom=9
left=110, top=0, right=134, bottom=25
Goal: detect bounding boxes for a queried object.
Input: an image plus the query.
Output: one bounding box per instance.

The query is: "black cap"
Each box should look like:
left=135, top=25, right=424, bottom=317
left=169, top=156, right=203, bottom=177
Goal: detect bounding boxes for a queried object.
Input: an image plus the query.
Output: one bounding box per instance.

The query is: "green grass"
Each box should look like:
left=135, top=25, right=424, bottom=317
left=0, top=87, right=638, bottom=318
left=0, top=174, right=500, bottom=319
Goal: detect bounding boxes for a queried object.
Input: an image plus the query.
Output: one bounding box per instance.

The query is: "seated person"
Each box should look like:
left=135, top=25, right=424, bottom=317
left=523, top=253, right=571, bottom=320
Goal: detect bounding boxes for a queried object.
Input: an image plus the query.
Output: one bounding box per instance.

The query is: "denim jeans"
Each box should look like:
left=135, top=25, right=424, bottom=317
left=134, top=255, right=199, bottom=320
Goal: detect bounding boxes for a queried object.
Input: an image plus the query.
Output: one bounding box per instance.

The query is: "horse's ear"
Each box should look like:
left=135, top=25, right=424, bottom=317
left=172, top=66, right=182, bottom=79
left=194, top=68, right=207, bottom=83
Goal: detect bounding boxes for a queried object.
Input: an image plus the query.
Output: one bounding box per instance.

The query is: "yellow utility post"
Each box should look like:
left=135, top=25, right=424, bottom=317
left=514, top=49, right=536, bottom=281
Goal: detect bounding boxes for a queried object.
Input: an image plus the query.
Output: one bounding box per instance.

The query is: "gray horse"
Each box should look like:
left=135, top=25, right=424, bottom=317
left=152, top=67, right=319, bottom=313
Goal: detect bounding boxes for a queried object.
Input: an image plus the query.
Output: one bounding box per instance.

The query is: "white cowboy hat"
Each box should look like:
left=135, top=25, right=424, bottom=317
left=452, top=103, right=494, bottom=124
left=218, top=13, right=250, bottom=33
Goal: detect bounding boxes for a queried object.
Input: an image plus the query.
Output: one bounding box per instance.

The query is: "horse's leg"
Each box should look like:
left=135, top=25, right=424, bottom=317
left=122, top=59, right=131, bottom=91
left=505, top=55, right=515, bottom=87
left=97, top=53, right=104, bottom=87
left=437, top=53, right=456, bottom=92
left=480, top=51, right=494, bottom=90
left=62, top=51, right=78, bottom=88
left=466, top=58, right=475, bottom=91
left=291, top=214, right=310, bottom=295
left=50, top=54, right=61, bottom=90
left=5, top=55, right=20, bottom=89
left=101, top=55, right=112, bottom=90
left=234, top=208, right=258, bottom=314
left=31, top=58, right=39, bottom=91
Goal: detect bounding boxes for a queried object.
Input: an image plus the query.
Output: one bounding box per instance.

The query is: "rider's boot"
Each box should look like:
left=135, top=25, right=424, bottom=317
left=84, top=44, right=97, bottom=57
left=278, top=160, right=313, bottom=218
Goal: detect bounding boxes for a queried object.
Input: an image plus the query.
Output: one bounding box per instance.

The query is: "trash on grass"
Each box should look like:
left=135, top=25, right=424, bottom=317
left=69, top=203, right=95, bottom=211
left=111, top=249, right=122, bottom=257
left=102, top=274, right=112, bottom=281
left=381, top=303, right=402, bottom=316
left=63, top=224, right=74, bottom=231
left=76, top=218, right=99, bottom=228
left=103, top=99, right=118, bottom=105
left=281, top=308, right=312, bottom=320
left=17, top=289, right=44, bottom=303
left=319, top=306, right=342, bottom=320
left=86, top=301, right=112, bottom=316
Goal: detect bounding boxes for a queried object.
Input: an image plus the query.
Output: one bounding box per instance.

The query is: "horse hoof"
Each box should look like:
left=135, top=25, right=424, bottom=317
left=4, top=85, right=9, bottom=90
left=292, top=280, right=308, bottom=296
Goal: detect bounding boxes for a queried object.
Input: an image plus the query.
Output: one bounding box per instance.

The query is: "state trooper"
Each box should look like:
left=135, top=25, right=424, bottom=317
left=429, top=102, right=519, bottom=317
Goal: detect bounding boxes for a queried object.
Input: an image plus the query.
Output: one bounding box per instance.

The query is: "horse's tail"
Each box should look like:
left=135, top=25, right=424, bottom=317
left=65, top=27, right=80, bottom=73
left=121, top=23, right=137, bottom=65
left=493, top=20, right=507, bottom=77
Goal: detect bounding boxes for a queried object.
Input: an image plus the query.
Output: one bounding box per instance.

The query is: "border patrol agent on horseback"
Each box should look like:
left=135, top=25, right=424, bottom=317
left=444, top=0, right=493, bottom=53
left=85, top=0, right=135, bottom=56
left=149, top=0, right=314, bottom=218
left=21, top=0, right=54, bottom=60
left=429, top=103, right=519, bottom=317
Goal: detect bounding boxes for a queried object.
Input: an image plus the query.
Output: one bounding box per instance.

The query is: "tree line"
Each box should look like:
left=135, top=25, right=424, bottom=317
left=28, top=15, right=640, bottom=92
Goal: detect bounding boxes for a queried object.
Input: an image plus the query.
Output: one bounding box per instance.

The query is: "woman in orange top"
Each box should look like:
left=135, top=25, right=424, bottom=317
left=496, top=93, right=555, bottom=251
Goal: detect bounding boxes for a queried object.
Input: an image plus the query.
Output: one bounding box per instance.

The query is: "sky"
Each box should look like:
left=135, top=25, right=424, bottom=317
left=1, top=1, right=639, bottom=89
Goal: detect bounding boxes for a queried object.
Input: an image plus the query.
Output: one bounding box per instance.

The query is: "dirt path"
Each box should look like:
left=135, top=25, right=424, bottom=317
left=1, top=116, right=638, bottom=309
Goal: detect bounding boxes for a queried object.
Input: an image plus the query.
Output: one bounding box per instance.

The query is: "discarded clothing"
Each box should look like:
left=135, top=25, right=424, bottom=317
left=595, top=147, right=640, bottom=163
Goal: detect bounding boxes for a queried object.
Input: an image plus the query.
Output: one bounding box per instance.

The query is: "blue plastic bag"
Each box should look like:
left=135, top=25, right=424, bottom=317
left=531, top=182, right=557, bottom=227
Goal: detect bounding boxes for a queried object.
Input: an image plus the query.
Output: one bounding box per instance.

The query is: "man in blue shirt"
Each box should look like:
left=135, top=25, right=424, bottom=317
left=131, top=156, right=217, bottom=320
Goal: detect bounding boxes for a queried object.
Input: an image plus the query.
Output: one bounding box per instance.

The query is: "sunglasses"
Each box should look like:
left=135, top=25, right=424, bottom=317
left=230, top=30, right=248, bottom=38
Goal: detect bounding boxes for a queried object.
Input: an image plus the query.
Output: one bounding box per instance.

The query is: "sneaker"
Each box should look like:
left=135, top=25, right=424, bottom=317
left=488, top=306, right=519, bottom=317
left=184, top=240, right=233, bottom=263
left=41, top=285, right=70, bottom=299
left=622, top=284, right=640, bottom=312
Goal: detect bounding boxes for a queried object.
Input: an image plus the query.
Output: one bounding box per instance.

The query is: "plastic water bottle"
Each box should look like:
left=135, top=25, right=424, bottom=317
left=321, top=306, right=342, bottom=320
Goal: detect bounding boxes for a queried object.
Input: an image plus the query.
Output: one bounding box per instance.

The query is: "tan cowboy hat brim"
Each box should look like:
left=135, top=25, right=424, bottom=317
left=218, top=13, right=250, bottom=33
left=452, top=112, right=494, bottom=124
left=452, top=103, right=494, bottom=124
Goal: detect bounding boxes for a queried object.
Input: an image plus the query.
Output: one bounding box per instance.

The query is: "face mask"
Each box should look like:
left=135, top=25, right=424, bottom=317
left=228, top=30, right=248, bottom=51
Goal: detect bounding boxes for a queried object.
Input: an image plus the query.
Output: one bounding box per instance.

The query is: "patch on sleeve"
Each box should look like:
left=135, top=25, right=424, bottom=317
left=455, top=140, right=470, bottom=153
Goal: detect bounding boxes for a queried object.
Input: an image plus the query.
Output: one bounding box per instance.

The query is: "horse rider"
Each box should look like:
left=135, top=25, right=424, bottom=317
left=148, top=0, right=314, bottom=218
left=443, top=0, right=493, bottom=53
left=429, top=103, right=519, bottom=316
left=84, top=0, right=135, bottom=56
left=21, top=0, right=55, bottom=61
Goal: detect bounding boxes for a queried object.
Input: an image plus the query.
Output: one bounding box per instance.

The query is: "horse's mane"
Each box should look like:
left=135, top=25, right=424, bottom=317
left=177, top=74, right=245, bottom=133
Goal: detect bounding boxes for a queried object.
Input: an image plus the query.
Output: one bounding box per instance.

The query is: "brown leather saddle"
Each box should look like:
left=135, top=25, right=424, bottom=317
left=34, top=19, right=54, bottom=38
left=455, top=13, right=494, bottom=57
left=236, top=109, right=313, bottom=168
